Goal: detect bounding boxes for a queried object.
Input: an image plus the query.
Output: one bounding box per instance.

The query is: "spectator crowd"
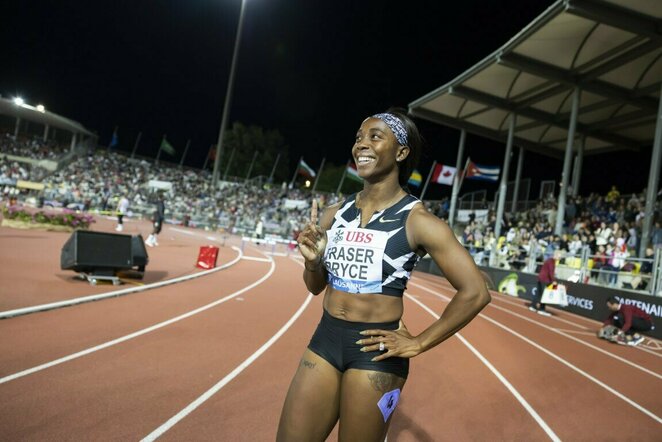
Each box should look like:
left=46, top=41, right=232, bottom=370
left=38, top=149, right=338, bottom=239
left=457, top=188, right=661, bottom=290
left=2, top=136, right=661, bottom=292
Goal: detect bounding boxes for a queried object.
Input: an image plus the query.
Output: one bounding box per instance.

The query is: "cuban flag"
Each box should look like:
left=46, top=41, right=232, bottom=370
left=431, top=163, right=456, bottom=186
left=465, top=160, right=500, bottom=182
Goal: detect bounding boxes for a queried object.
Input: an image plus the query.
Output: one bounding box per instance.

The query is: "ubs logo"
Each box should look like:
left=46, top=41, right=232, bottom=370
left=345, top=231, right=373, bottom=243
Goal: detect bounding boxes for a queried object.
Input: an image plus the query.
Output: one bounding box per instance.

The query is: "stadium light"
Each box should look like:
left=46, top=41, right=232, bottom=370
left=36, top=104, right=45, bottom=113
left=305, top=180, right=311, bottom=188
left=14, top=97, right=24, bottom=106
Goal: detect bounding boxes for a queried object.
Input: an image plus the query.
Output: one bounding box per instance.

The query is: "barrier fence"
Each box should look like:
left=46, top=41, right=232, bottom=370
left=461, top=241, right=662, bottom=298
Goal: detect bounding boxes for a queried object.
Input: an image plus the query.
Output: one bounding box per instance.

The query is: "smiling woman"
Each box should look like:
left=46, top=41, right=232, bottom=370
left=277, top=108, right=491, bottom=442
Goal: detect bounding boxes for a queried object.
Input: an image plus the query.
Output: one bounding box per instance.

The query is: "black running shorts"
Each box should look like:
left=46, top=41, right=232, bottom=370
left=308, top=309, right=409, bottom=379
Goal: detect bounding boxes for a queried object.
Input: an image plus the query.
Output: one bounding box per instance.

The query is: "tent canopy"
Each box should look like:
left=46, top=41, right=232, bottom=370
left=409, top=0, right=662, bottom=159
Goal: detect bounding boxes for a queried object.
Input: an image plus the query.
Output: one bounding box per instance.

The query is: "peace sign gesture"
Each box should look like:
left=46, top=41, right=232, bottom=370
left=297, top=199, right=327, bottom=264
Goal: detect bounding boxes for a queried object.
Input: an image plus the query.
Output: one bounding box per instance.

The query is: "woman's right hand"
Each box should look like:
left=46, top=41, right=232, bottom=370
left=297, top=199, right=327, bottom=265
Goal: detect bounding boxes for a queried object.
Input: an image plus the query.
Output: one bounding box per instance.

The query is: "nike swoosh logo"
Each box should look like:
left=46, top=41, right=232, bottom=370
left=379, top=217, right=400, bottom=223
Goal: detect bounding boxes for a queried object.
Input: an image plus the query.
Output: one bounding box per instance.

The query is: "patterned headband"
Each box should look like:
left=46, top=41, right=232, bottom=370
left=371, top=113, right=408, bottom=146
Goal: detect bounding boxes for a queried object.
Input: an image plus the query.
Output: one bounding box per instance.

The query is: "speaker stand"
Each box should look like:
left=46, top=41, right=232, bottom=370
left=77, top=272, right=122, bottom=286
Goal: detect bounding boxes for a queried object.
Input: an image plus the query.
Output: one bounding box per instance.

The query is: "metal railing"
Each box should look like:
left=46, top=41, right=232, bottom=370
left=461, top=240, right=662, bottom=297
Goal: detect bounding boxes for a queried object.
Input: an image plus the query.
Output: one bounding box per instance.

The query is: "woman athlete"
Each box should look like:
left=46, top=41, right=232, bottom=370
left=277, top=109, right=491, bottom=441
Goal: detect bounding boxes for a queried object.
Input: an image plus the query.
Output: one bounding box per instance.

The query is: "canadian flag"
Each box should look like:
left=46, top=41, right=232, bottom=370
left=431, top=163, right=457, bottom=186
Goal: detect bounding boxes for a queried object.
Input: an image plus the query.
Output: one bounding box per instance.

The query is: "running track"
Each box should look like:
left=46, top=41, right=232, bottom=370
left=0, top=218, right=660, bottom=441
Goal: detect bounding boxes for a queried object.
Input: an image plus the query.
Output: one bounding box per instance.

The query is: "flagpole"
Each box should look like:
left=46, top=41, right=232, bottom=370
left=222, top=147, right=236, bottom=181
left=268, top=152, right=281, bottom=183
left=290, top=156, right=303, bottom=188
left=336, top=160, right=349, bottom=195
left=130, top=131, right=142, bottom=159
left=419, top=160, right=437, bottom=201
left=245, top=150, right=259, bottom=182
left=180, top=139, right=191, bottom=167
left=109, top=126, right=118, bottom=150
left=449, top=129, right=468, bottom=227
left=312, top=157, right=326, bottom=192
left=156, top=134, right=165, bottom=165
left=203, top=144, right=213, bottom=170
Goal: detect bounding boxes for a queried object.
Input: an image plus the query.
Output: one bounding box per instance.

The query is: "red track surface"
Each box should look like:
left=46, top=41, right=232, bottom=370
left=0, top=216, right=660, bottom=441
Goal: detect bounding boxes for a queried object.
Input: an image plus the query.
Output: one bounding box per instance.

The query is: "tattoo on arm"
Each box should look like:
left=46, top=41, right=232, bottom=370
left=301, top=359, right=316, bottom=369
left=368, top=372, right=397, bottom=392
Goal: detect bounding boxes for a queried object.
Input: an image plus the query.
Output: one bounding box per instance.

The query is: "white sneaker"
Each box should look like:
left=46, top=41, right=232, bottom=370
left=115, top=225, right=122, bottom=232
left=528, top=306, right=538, bottom=312
left=537, top=310, right=552, bottom=317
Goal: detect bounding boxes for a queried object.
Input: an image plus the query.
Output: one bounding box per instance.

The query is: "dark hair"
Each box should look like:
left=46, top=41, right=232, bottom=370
left=383, top=107, right=422, bottom=188
left=607, top=296, right=619, bottom=305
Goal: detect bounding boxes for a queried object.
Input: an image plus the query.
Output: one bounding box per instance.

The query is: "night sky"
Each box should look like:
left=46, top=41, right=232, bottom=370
left=1, top=0, right=652, bottom=200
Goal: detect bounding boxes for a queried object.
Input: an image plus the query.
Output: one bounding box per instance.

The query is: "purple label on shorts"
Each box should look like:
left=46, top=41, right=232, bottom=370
left=377, top=388, right=401, bottom=422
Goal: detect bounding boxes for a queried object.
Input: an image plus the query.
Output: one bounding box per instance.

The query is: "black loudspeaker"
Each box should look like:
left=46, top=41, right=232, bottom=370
left=131, top=235, right=149, bottom=272
left=61, top=230, right=134, bottom=275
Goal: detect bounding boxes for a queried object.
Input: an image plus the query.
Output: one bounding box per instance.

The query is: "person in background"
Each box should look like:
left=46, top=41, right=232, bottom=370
left=145, top=193, right=165, bottom=247
left=600, top=296, right=652, bottom=346
left=115, top=195, right=130, bottom=232
left=530, top=249, right=561, bottom=316
left=606, top=185, right=620, bottom=203
left=255, top=218, right=264, bottom=243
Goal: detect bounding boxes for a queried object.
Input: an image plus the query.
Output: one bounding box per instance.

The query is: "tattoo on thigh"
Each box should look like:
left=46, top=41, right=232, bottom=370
left=368, top=372, right=396, bottom=392
left=301, top=359, right=316, bottom=369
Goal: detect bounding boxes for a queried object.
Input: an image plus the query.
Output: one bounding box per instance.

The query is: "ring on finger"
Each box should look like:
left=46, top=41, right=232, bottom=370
left=379, top=341, right=385, bottom=352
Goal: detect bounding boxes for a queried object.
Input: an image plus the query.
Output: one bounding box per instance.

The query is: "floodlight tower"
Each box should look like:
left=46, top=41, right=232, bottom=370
left=211, top=0, right=248, bottom=189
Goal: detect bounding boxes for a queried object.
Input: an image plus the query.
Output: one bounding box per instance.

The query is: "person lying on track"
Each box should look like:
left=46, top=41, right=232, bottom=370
left=277, top=109, right=491, bottom=442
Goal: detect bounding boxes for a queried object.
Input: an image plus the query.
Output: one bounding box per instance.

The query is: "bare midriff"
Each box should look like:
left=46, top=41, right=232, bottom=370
left=323, top=287, right=404, bottom=323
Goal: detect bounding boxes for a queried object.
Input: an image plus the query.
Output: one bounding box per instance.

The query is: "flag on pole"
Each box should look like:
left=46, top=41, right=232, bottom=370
left=346, top=162, right=362, bottom=182
left=160, top=138, right=176, bottom=156
left=109, top=130, right=118, bottom=149
left=431, top=163, right=457, bottom=186
left=465, top=161, right=500, bottom=182
left=408, top=170, right=423, bottom=187
left=297, top=158, right=316, bottom=178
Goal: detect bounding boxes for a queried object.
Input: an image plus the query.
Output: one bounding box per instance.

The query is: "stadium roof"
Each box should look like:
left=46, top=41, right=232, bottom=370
left=0, top=96, right=95, bottom=138
left=409, top=0, right=662, bottom=159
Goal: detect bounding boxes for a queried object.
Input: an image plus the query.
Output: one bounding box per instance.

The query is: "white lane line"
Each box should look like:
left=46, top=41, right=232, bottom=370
left=241, top=256, right=273, bottom=263
left=142, top=259, right=314, bottom=441
left=414, top=273, right=662, bottom=358
left=0, top=260, right=276, bottom=385
left=414, top=273, right=590, bottom=331
left=409, top=282, right=662, bottom=425
left=554, top=329, right=600, bottom=337
left=413, top=278, right=661, bottom=379
left=491, top=295, right=591, bottom=330
left=405, top=294, right=560, bottom=442
left=485, top=301, right=662, bottom=380
left=0, top=247, right=244, bottom=319
left=170, top=227, right=195, bottom=236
